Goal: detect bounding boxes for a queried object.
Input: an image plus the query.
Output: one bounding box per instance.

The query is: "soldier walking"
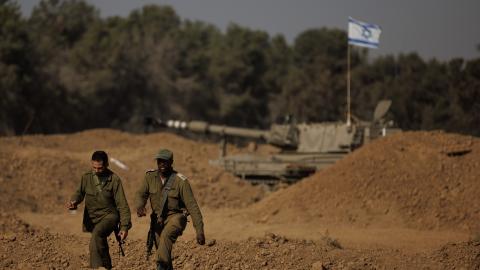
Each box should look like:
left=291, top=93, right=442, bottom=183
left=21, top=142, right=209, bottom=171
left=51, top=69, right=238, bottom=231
left=66, top=150, right=132, bottom=269
left=135, top=149, right=205, bottom=270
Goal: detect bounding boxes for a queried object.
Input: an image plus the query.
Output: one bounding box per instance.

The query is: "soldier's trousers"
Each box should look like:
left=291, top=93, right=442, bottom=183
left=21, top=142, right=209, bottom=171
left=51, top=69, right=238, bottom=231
left=90, top=213, right=119, bottom=269
left=155, top=213, right=187, bottom=268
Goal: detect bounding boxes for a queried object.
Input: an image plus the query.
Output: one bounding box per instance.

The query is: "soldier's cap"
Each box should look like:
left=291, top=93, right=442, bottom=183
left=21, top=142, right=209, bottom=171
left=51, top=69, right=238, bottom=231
left=155, top=148, right=173, bottom=160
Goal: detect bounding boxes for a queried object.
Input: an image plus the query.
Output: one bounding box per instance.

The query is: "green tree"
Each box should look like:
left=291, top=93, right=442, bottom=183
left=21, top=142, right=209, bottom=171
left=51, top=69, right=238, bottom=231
left=65, top=5, right=184, bottom=130
left=164, top=20, right=221, bottom=121
left=29, top=0, right=99, bottom=49
left=0, top=0, right=35, bottom=134
left=208, top=24, right=273, bottom=127
left=2, top=1, right=479, bottom=136
left=274, top=28, right=358, bottom=123
left=449, top=58, right=480, bottom=135
left=265, top=35, right=293, bottom=123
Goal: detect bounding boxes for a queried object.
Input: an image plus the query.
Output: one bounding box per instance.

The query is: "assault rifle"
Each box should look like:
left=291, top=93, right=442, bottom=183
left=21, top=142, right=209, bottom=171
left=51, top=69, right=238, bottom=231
left=146, top=213, right=159, bottom=260
left=113, top=225, right=125, bottom=257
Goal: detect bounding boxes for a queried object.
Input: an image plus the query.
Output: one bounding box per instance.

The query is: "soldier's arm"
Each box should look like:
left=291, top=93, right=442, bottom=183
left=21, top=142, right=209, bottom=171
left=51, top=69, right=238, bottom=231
left=179, top=179, right=204, bottom=235
left=70, top=175, right=86, bottom=205
left=135, top=174, right=150, bottom=210
left=113, top=177, right=132, bottom=231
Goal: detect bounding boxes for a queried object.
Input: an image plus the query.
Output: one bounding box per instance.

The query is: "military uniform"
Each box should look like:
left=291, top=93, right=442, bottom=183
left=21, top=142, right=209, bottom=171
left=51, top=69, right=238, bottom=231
left=71, top=169, right=132, bottom=269
left=135, top=169, right=204, bottom=267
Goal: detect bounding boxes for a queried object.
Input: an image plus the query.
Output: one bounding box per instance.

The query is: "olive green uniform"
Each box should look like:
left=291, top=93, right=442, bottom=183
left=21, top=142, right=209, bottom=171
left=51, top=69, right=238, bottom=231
left=135, top=170, right=204, bottom=266
left=71, top=170, right=132, bottom=269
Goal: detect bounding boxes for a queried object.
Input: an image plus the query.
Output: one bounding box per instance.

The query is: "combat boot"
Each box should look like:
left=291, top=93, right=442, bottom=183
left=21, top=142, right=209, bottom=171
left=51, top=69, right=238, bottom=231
left=156, top=262, right=167, bottom=270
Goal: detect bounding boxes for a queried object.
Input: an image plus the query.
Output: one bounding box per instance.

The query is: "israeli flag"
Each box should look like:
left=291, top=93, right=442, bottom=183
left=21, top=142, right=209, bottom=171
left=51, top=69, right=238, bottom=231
left=348, top=17, right=382, bottom=49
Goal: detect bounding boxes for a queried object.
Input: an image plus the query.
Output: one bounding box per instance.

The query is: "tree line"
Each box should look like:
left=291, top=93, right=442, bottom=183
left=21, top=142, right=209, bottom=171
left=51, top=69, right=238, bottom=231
left=1, top=0, right=479, bottom=136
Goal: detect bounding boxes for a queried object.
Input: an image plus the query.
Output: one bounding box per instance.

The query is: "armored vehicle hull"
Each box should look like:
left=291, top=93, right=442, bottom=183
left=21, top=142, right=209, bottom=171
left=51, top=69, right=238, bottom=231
left=213, top=152, right=347, bottom=184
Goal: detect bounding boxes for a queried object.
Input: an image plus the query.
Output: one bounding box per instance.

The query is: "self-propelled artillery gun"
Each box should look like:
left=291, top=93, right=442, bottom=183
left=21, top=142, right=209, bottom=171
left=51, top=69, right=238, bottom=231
left=146, top=100, right=399, bottom=184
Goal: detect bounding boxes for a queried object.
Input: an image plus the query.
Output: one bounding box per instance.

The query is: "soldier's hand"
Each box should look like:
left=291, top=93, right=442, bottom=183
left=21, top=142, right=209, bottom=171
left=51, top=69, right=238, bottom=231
left=119, top=230, right=128, bottom=241
left=196, top=232, right=205, bottom=245
left=65, top=201, right=77, bottom=210
left=137, top=207, right=146, bottom=217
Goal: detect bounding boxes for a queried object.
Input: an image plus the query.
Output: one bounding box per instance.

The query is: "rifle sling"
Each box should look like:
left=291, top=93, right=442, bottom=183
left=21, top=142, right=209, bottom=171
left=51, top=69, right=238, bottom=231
left=146, top=173, right=175, bottom=259
left=157, top=172, right=176, bottom=218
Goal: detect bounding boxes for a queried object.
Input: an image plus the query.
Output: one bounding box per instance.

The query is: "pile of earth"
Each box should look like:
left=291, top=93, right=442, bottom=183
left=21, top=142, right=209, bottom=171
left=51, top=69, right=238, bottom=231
left=250, top=131, right=480, bottom=232
left=0, top=213, right=84, bottom=269
left=2, top=213, right=479, bottom=270
left=2, top=129, right=480, bottom=269
left=0, top=129, right=266, bottom=214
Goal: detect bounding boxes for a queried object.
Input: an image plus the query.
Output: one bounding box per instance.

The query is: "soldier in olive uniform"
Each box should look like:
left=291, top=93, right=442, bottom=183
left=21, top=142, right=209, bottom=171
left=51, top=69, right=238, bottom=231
left=136, top=149, right=205, bottom=270
left=66, top=151, right=132, bottom=269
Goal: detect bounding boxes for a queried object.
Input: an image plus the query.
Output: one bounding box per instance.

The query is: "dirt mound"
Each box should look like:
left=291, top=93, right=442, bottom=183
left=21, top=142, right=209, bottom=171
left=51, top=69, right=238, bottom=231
left=0, top=148, right=85, bottom=213
left=250, top=131, right=480, bottom=231
left=1, top=129, right=480, bottom=269
left=430, top=240, right=480, bottom=269
left=2, top=212, right=478, bottom=270
left=0, top=213, right=84, bottom=269
left=0, top=129, right=266, bottom=213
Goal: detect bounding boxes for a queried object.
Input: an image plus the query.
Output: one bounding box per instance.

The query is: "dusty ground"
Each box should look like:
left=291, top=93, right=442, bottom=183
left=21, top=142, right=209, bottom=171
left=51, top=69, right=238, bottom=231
left=1, top=129, right=479, bottom=269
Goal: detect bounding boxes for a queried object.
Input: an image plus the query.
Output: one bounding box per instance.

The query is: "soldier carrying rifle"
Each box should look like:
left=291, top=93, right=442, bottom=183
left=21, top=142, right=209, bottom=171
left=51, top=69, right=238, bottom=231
left=66, top=150, right=131, bottom=270
left=135, top=149, right=205, bottom=270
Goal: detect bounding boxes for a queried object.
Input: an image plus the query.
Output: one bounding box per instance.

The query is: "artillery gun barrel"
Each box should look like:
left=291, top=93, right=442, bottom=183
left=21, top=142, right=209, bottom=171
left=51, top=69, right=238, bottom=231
left=164, top=120, right=269, bottom=140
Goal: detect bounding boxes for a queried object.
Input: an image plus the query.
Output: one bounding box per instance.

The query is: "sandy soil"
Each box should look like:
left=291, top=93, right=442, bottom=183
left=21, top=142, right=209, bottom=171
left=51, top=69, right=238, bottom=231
left=1, top=129, right=479, bottom=269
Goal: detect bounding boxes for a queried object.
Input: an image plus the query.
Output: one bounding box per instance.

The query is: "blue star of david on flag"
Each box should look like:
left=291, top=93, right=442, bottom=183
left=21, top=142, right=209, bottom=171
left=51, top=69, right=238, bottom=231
left=348, top=17, right=382, bottom=49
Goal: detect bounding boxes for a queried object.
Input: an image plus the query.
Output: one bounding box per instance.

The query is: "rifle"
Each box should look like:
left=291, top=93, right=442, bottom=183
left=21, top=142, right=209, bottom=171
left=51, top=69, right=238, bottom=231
left=146, top=213, right=159, bottom=260
left=113, top=225, right=125, bottom=257
left=146, top=173, right=175, bottom=260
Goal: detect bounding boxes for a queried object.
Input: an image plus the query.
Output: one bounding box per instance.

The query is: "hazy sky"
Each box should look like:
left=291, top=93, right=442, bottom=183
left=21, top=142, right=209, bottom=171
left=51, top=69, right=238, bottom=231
left=19, top=0, right=480, bottom=61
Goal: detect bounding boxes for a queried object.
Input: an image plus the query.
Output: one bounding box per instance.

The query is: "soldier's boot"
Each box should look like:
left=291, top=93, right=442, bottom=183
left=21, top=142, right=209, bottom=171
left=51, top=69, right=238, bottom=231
left=156, top=262, right=169, bottom=270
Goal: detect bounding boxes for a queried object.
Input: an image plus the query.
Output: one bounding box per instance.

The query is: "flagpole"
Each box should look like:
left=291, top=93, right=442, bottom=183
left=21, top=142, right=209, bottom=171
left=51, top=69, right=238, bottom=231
left=347, top=16, right=382, bottom=127
left=347, top=43, right=351, bottom=126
